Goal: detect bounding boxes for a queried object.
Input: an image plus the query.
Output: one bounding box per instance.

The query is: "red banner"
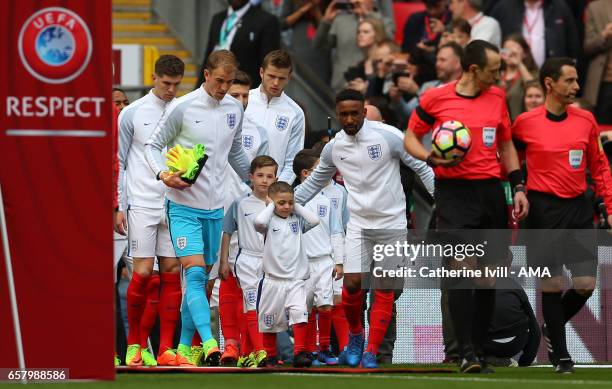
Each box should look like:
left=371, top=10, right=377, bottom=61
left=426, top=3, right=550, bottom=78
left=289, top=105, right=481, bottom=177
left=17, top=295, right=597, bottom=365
left=0, top=0, right=114, bottom=380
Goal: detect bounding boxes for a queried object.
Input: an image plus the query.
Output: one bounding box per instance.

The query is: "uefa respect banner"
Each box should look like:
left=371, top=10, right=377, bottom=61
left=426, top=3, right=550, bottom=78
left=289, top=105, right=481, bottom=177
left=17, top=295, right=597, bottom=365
left=0, top=0, right=113, bottom=380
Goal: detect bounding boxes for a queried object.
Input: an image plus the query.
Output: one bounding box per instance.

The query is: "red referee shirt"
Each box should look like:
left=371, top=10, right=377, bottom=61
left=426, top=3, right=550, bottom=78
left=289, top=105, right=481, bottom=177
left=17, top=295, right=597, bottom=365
left=408, top=81, right=512, bottom=179
left=512, top=105, right=612, bottom=215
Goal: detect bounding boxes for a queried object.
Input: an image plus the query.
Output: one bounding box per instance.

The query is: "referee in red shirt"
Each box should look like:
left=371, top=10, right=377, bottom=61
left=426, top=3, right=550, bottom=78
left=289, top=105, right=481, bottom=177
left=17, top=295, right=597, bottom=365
left=512, top=57, right=612, bottom=374
left=404, top=40, right=529, bottom=373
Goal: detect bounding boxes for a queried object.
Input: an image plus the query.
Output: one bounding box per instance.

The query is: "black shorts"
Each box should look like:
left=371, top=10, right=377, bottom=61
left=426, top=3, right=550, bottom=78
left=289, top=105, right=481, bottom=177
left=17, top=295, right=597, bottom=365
left=435, top=178, right=508, bottom=229
left=434, top=179, right=510, bottom=287
left=525, top=191, right=597, bottom=278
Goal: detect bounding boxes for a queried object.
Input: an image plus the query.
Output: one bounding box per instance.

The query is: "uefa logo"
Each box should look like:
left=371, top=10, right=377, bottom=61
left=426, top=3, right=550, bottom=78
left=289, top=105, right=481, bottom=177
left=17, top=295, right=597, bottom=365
left=18, top=7, right=93, bottom=84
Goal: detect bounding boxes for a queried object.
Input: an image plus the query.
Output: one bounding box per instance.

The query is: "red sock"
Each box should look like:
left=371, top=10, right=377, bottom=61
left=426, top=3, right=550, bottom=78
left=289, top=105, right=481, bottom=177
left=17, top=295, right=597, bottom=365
left=192, top=332, right=202, bottom=347
left=342, top=289, right=364, bottom=334
left=318, top=309, right=332, bottom=351
left=293, top=322, right=308, bottom=354
left=159, top=272, right=182, bottom=353
left=127, top=272, right=150, bottom=345
left=140, top=274, right=160, bottom=348
left=238, top=300, right=252, bottom=354
left=219, top=275, right=239, bottom=342
left=305, top=309, right=317, bottom=353
left=365, top=290, right=394, bottom=355
left=246, top=310, right=263, bottom=351
left=332, top=305, right=349, bottom=350
left=263, top=333, right=277, bottom=357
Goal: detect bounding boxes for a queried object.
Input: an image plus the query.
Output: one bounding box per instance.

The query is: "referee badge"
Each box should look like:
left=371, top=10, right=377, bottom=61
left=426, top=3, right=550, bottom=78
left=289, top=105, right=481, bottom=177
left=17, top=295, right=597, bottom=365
left=569, top=150, right=583, bottom=169
left=227, top=113, right=237, bottom=129
left=482, top=127, right=496, bottom=147
left=242, top=135, right=254, bottom=150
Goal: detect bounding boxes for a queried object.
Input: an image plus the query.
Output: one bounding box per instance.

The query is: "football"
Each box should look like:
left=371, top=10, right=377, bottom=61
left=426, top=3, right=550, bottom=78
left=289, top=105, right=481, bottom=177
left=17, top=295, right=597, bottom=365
left=431, top=120, right=472, bottom=160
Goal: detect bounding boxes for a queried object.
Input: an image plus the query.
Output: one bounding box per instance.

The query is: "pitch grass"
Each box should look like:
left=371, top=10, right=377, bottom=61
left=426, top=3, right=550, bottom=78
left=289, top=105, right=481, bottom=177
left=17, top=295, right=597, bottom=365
left=3, top=365, right=612, bottom=388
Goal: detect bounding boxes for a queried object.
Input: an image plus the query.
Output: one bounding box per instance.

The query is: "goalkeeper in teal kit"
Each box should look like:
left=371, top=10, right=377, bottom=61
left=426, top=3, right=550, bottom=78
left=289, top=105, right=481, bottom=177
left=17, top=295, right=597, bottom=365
left=145, top=50, right=251, bottom=366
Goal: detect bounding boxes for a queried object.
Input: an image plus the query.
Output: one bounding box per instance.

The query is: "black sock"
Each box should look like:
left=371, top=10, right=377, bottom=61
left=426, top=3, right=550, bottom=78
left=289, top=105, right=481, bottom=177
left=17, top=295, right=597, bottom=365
left=562, top=289, right=590, bottom=323
left=542, top=292, right=570, bottom=359
left=472, top=289, right=495, bottom=357
left=448, top=288, right=474, bottom=359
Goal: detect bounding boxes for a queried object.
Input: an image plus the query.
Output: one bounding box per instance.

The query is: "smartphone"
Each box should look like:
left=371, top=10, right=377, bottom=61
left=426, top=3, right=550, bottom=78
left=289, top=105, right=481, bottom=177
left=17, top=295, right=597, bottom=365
left=335, top=0, right=354, bottom=11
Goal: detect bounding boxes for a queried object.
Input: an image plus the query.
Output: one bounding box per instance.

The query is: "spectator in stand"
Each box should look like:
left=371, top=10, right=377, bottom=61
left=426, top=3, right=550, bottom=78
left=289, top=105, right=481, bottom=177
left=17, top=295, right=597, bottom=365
left=314, top=0, right=395, bottom=92
left=112, top=88, right=130, bottom=113
left=280, top=1, right=328, bottom=82
left=583, top=0, right=612, bottom=125
left=396, top=42, right=463, bottom=125
left=202, top=0, right=281, bottom=87
left=344, top=18, right=388, bottom=93
left=449, top=0, right=501, bottom=47
left=500, top=34, right=539, bottom=120
left=402, top=0, right=451, bottom=54
left=490, top=0, right=579, bottom=68
left=346, top=39, right=400, bottom=96
left=439, top=18, right=471, bottom=48
left=522, top=80, right=544, bottom=112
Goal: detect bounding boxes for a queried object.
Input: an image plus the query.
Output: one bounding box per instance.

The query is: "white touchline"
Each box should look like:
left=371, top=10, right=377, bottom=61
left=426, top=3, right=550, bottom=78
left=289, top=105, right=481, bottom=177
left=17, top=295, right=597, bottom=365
left=0, top=183, right=26, bottom=378
left=6, top=129, right=106, bottom=137
left=273, top=373, right=611, bottom=386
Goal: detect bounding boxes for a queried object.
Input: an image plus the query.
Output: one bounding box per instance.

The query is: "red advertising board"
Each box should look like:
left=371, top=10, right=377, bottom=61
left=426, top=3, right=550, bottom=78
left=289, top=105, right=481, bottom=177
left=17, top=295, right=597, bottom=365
left=0, top=0, right=114, bottom=380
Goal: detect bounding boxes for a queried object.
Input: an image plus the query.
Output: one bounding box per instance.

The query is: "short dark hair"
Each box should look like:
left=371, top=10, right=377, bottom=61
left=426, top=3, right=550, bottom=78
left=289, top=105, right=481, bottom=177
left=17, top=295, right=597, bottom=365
left=268, top=181, right=294, bottom=196
left=206, top=50, right=239, bottom=72
left=154, top=55, right=185, bottom=77
left=539, top=57, right=576, bottom=90
left=262, top=49, right=293, bottom=72
left=292, top=149, right=320, bottom=180
left=461, top=39, right=499, bottom=72
left=451, top=18, right=471, bottom=36
left=439, top=42, right=464, bottom=60
left=335, top=89, right=365, bottom=105
left=250, top=155, right=278, bottom=175
left=112, top=87, right=127, bottom=95
left=233, top=70, right=251, bottom=87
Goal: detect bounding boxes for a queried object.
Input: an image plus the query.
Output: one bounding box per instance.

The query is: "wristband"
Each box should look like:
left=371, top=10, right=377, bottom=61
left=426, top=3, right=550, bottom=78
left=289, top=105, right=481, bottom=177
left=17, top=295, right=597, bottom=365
left=507, top=169, right=524, bottom=188
left=512, top=184, right=526, bottom=196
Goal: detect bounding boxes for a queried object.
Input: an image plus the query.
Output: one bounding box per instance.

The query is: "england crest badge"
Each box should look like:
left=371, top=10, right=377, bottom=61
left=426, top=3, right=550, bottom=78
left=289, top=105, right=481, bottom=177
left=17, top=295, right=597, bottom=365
left=275, top=115, right=289, bottom=131
left=289, top=221, right=299, bottom=234
left=242, top=135, right=254, bottom=150
left=227, top=113, right=237, bottom=129
left=367, top=144, right=382, bottom=161
left=264, top=314, right=276, bottom=328
left=318, top=204, right=328, bottom=217
left=331, top=198, right=339, bottom=208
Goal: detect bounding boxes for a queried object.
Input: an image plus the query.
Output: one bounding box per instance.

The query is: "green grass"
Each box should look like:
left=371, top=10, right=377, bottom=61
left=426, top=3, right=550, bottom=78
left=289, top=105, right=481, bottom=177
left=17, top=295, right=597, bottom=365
left=3, top=366, right=612, bottom=388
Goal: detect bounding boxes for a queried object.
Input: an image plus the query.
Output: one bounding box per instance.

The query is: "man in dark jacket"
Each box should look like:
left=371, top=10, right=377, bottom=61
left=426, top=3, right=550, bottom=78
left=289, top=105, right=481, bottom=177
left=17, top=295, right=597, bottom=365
left=490, top=0, right=579, bottom=68
left=199, top=0, right=281, bottom=87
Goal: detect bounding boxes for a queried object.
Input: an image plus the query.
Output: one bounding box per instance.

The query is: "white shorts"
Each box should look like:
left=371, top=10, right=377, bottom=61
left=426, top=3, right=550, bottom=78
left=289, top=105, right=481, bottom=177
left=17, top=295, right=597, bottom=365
left=257, top=277, right=308, bottom=333
left=127, top=206, right=175, bottom=258
left=235, top=251, right=263, bottom=312
left=210, top=278, right=221, bottom=308
left=344, top=224, right=408, bottom=274
left=113, top=232, right=128, bottom=282
left=228, top=232, right=239, bottom=273
left=333, top=277, right=343, bottom=296
left=306, top=256, right=334, bottom=309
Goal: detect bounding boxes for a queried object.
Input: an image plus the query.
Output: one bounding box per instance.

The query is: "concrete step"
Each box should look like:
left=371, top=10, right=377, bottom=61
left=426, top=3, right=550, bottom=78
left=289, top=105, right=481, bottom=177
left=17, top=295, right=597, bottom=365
left=158, top=49, right=192, bottom=61
left=112, top=11, right=151, bottom=20
left=113, top=24, right=168, bottom=33
left=113, top=0, right=151, bottom=5
left=113, top=36, right=179, bottom=46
